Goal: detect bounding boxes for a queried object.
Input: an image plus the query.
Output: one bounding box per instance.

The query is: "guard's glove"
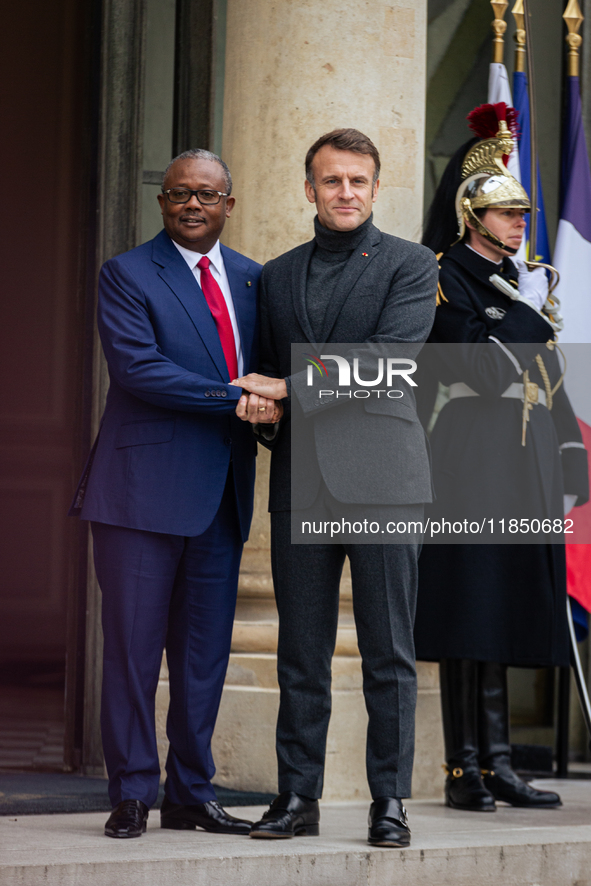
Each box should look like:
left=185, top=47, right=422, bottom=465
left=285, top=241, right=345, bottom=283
left=489, top=271, right=554, bottom=330
left=543, top=292, right=564, bottom=332
left=514, top=260, right=549, bottom=311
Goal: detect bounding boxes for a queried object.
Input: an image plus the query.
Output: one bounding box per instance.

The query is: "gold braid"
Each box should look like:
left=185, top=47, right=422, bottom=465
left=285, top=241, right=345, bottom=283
left=534, top=345, right=566, bottom=412
left=535, top=355, right=553, bottom=411
left=435, top=253, right=448, bottom=306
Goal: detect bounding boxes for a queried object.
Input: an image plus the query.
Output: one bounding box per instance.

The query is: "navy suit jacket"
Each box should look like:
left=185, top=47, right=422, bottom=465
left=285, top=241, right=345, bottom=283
left=70, top=229, right=262, bottom=540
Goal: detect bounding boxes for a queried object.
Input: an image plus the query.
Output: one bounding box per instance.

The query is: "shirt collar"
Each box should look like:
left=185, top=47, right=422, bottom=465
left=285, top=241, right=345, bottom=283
left=172, top=238, right=222, bottom=273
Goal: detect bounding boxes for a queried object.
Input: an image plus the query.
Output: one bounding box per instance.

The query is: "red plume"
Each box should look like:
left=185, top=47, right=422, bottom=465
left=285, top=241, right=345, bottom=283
left=467, top=102, right=519, bottom=139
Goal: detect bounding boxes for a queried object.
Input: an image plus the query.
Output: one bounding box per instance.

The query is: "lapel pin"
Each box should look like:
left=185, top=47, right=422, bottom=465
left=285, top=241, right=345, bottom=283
left=246, top=281, right=252, bottom=287
left=362, top=252, right=368, bottom=257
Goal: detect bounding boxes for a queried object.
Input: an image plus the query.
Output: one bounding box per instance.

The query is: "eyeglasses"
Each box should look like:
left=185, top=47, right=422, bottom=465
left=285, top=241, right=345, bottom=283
left=161, top=188, right=229, bottom=205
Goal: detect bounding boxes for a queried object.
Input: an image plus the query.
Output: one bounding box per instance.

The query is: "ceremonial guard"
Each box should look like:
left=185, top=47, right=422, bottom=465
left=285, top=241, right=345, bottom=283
left=414, top=103, right=589, bottom=811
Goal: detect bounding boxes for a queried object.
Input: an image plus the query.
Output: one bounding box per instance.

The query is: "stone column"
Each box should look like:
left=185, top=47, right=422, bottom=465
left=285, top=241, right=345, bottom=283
left=207, top=0, right=445, bottom=800
left=82, top=0, right=147, bottom=775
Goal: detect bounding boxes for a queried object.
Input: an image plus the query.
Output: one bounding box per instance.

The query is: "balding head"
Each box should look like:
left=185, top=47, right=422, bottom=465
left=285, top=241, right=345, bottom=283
left=162, top=149, right=232, bottom=194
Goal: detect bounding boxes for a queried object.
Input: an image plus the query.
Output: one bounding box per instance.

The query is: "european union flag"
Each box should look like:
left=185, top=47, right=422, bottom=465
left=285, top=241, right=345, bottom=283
left=513, top=71, right=552, bottom=263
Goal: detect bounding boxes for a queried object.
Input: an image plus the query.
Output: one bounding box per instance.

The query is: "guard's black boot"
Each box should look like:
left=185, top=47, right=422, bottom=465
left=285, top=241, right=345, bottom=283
left=478, top=662, right=562, bottom=808
left=440, top=659, right=496, bottom=812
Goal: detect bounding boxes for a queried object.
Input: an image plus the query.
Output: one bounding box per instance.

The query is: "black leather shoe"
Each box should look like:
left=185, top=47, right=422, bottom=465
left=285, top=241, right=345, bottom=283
left=444, top=765, right=496, bottom=812
left=368, top=797, right=411, bottom=847
left=249, top=791, right=319, bottom=838
left=104, top=799, right=149, bottom=838
left=483, top=764, right=562, bottom=808
left=160, top=796, right=252, bottom=834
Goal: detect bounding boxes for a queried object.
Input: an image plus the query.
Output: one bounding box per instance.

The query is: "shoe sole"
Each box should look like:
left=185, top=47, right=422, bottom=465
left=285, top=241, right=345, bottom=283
left=250, top=824, right=320, bottom=839
left=104, top=824, right=147, bottom=838
left=161, top=819, right=250, bottom=834
left=445, top=798, right=496, bottom=812
left=368, top=838, right=411, bottom=848
left=494, top=801, right=562, bottom=809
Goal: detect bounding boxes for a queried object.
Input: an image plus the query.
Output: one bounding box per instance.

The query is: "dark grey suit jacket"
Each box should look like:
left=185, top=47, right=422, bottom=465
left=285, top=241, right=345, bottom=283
left=259, top=222, right=439, bottom=511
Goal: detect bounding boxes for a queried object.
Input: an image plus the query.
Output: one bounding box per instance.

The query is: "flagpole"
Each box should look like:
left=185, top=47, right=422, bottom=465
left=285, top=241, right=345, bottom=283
left=490, top=0, right=508, bottom=62
left=563, top=0, right=584, bottom=78
left=521, top=0, right=537, bottom=257
left=511, top=1, right=526, bottom=74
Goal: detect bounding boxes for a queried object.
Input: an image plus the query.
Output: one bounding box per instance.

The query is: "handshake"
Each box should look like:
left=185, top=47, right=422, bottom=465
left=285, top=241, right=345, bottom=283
left=230, top=373, right=287, bottom=424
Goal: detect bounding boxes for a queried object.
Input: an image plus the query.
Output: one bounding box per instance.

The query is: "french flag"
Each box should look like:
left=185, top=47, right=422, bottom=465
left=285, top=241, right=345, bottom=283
left=488, top=63, right=526, bottom=260
left=553, top=74, right=591, bottom=637
left=554, top=76, right=591, bottom=343
left=512, top=70, right=552, bottom=265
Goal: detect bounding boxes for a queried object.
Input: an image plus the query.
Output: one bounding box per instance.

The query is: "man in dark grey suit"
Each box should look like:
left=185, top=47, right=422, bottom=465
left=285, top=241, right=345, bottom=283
left=232, top=129, right=438, bottom=847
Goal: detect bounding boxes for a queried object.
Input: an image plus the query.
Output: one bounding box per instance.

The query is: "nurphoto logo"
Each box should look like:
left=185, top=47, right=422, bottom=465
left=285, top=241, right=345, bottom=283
left=305, top=353, right=418, bottom=399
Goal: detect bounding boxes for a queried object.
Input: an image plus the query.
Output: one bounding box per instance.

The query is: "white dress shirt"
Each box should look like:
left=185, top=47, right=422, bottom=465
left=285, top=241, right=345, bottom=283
left=172, top=238, right=244, bottom=377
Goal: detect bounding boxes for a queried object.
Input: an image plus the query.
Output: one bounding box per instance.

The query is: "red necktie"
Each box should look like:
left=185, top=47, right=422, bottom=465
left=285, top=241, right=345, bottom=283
left=197, top=256, right=238, bottom=381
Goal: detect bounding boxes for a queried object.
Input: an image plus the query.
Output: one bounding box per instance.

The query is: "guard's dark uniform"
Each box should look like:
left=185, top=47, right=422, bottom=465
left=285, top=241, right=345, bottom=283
left=414, top=243, right=589, bottom=668
left=415, top=101, right=589, bottom=812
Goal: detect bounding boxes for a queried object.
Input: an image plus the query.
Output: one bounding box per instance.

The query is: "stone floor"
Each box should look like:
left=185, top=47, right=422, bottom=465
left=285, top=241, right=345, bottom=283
left=2, top=780, right=591, bottom=885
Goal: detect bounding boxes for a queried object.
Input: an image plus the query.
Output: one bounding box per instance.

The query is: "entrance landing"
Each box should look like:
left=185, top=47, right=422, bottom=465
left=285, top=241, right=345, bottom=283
left=2, top=780, right=590, bottom=886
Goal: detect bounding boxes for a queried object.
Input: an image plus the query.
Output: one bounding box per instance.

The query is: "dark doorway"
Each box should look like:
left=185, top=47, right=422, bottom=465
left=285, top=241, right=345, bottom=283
left=0, top=0, right=93, bottom=771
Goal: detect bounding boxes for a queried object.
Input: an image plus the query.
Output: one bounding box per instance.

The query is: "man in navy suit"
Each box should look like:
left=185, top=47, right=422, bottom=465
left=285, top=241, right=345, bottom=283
left=71, top=149, right=278, bottom=838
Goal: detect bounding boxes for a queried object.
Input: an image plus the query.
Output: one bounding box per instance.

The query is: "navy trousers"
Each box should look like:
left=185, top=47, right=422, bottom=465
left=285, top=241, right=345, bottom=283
left=92, top=476, right=242, bottom=809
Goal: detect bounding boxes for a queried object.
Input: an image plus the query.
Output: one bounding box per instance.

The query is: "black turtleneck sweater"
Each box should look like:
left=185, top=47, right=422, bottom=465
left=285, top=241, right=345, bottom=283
left=306, top=214, right=373, bottom=339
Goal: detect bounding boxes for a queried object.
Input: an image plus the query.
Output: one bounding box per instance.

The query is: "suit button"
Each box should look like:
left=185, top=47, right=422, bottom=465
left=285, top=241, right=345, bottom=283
left=205, top=391, right=210, bottom=397
left=224, top=437, right=232, bottom=446
left=221, top=390, right=227, bottom=398
left=216, top=390, right=221, bottom=397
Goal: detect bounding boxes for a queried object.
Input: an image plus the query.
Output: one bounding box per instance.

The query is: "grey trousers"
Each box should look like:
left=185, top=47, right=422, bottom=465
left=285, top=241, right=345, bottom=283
left=271, top=503, right=421, bottom=800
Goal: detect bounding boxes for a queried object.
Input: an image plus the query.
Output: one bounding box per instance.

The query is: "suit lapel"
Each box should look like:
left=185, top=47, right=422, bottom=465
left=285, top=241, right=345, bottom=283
left=221, top=245, right=256, bottom=373
left=152, top=231, right=229, bottom=381
left=319, top=226, right=381, bottom=343
left=291, top=240, right=317, bottom=344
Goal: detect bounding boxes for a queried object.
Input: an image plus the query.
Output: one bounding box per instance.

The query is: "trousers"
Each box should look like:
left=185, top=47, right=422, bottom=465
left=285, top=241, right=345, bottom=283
left=271, top=499, right=422, bottom=799
left=92, top=473, right=242, bottom=808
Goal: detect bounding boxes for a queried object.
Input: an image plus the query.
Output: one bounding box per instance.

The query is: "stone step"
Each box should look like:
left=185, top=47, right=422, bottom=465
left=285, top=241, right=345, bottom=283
left=2, top=781, right=590, bottom=886
left=225, top=653, right=440, bottom=691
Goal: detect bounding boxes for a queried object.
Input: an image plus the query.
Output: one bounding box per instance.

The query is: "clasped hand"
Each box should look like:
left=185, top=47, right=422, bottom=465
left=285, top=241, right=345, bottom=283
left=230, top=373, right=288, bottom=424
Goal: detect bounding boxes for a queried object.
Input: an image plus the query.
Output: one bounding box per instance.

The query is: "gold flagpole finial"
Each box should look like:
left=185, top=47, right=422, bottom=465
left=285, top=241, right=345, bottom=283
left=512, top=0, right=526, bottom=73
left=563, top=0, right=584, bottom=77
left=491, top=0, right=509, bottom=63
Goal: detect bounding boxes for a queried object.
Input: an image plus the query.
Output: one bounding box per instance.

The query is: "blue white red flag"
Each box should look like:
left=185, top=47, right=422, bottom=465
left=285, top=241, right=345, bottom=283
left=488, top=63, right=526, bottom=260
left=554, top=76, right=591, bottom=344
left=513, top=70, right=552, bottom=263
left=554, top=74, right=591, bottom=633
left=488, top=63, right=521, bottom=181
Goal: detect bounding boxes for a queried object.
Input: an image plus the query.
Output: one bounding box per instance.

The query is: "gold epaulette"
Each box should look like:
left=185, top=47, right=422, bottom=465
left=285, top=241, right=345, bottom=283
left=435, top=252, right=448, bottom=306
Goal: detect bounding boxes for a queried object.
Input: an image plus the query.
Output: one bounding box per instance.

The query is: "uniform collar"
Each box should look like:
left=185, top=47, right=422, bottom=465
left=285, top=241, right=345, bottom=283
left=464, top=243, right=502, bottom=266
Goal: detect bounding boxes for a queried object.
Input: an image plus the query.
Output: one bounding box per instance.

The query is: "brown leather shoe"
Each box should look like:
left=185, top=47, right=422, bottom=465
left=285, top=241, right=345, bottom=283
left=104, top=799, right=149, bottom=838
left=160, top=796, right=252, bottom=834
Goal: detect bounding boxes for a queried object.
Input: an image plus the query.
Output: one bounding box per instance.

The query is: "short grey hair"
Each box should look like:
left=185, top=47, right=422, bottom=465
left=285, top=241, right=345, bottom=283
left=162, top=149, right=233, bottom=195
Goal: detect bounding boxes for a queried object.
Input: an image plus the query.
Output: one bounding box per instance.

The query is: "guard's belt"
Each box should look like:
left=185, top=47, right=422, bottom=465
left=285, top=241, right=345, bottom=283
left=448, top=381, right=547, bottom=408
